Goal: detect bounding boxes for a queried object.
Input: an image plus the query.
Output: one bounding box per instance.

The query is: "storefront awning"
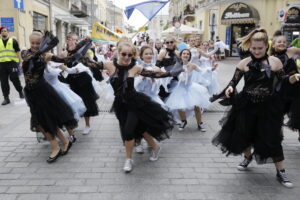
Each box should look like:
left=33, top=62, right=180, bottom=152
left=55, top=14, right=89, bottom=26
left=221, top=2, right=260, bottom=25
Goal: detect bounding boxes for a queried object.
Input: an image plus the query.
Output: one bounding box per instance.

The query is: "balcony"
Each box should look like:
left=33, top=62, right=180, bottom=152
left=71, top=0, right=88, bottom=18
left=183, top=4, right=195, bottom=22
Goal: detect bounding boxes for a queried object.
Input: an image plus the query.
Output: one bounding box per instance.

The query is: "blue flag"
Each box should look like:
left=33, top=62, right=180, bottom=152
left=124, top=0, right=170, bottom=21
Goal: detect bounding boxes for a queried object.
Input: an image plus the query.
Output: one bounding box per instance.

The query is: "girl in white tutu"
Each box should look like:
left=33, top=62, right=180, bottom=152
left=189, top=39, right=218, bottom=95
left=135, top=46, right=165, bottom=107
left=198, top=41, right=220, bottom=95
left=44, top=62, right=87, bottom=143
left=165, top=49, right=211, bottom=132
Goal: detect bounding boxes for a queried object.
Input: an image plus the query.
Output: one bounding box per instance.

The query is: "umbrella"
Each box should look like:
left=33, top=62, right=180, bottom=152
left=162, top=24, right=201, bottom=35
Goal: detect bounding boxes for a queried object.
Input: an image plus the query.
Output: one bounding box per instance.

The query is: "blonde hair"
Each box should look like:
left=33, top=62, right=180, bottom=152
left=238, top=28, right=268, bottom=51
left=117, top=41, right=137, bottom=58
left=30, top=31, right=43, bottom=38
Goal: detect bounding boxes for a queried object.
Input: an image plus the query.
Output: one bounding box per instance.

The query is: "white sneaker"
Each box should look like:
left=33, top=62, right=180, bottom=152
left=82, top=126, right=91, bottom=135
left=149, top=146, right=161, bottom=161
left=123, top=159, right=133, bottom=173
left=135, top=144, right=144, bottom=154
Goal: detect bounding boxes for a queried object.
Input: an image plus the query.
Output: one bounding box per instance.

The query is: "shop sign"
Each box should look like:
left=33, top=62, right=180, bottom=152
left=222, top=2, right=252, bottom=19
left=285, top=7, right=300, bottom=23
left=1, top=18, right=14, bottom=32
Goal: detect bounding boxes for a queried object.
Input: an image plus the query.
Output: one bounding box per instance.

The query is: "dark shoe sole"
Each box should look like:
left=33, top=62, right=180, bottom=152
left=47, top=150, right=62, bottom=163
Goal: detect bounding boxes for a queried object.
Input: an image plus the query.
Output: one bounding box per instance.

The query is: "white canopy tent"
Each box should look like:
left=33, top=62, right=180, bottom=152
left=161, top=24, right=202, bottom=35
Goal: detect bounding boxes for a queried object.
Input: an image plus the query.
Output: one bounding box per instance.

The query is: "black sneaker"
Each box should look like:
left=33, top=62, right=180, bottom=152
left=68, top=135, right=77, bottom=143
left=19, top=91, right=24, bottom=99
left=197, top=122, right=206, bottom=132
left=276, top=169, right=293, bottom=188
left=178, top=120, right=187, bottom=131
left=1, top=97, right=10, bottom=105
left=237, top=155, right=253, bottom=171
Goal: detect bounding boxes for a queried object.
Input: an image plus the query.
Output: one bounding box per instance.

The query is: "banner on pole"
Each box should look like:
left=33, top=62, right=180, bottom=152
left=91, top=22, right=120, bottom=42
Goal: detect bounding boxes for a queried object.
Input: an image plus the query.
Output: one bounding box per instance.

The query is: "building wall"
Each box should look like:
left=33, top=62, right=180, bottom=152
left=0, top=0, right=50, bottom=49
left=168, top=0, right=300, bottom=43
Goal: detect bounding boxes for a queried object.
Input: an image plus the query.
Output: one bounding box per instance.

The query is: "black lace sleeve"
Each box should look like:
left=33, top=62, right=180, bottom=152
left=140, top=68, right=171, bottom=78
left=51, top=55, right=73, bottom=64
left=228, top=68, right=245, bottom=88
left=210, top=68, right=244, bottom=102
left=81, top=57, right=104, bottom=70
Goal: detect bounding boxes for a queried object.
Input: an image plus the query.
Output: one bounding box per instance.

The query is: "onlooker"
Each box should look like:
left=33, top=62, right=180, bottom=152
left=0, top=26, right=24, bottom=105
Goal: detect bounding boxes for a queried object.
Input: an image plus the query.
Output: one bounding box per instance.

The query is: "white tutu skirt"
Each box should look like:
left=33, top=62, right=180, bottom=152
left=191, top=69, right=219, bottom=95
left=51, top=82, right=87, bottom=120
left=135, top=77, right=166, bottom=108
left=165, top=82, right=211, bottom=111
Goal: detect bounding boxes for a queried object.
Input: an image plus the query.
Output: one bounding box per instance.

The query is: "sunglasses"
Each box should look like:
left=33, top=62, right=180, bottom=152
left=166, top=41, right=174, bottom=44
left=121, top=53, right=133, bottom=57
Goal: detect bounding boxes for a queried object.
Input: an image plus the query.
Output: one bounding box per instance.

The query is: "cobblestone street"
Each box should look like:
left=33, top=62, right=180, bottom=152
left=0, top=58, right=300, bottom=200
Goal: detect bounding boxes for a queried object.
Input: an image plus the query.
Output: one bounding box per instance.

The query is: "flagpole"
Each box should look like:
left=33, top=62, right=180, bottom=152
left=131, top=20, right=150, bottom=41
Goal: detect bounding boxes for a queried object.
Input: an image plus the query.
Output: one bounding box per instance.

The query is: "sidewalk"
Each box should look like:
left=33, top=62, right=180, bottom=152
left=0, top=58, right=299, bottom=200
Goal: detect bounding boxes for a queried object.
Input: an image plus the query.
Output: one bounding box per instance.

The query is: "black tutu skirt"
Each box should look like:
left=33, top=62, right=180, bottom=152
left=285, top=83, right=300, bottom=131
left=212, top=93, right=284, bottom=164
left=112, top=91, right=173, bottom=142
left=24, top=79, right=78, bottom=138
left=66, top=72, right=99, bottom=117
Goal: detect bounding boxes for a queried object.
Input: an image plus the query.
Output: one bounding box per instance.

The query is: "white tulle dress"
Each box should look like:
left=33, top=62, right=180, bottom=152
left=44, top=62, right=87, bottom=120
left=135, top=63, right=166, bottom=107
left=165, top=64, right=211, bottom=114
left=191, top=55, right=219, bottom=95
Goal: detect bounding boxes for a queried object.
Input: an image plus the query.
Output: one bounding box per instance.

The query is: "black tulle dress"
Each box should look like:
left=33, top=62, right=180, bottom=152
left=273, top=50, right=300, bottom=131
left=156, top=48, right=180, bottom=100
left=22, top=50, right=77, bottom=138
left=64, top=48, right=99, bottom=117
left=110, top=60, right=173, bottom=141
left=212, top=55, right=287, bottom=164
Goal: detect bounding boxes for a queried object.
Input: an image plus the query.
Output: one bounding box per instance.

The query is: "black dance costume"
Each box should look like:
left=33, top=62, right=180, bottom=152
left=22, top=50, right=77, bottom=138
left=110, top=59, right=174, bottom=141
left=273, top=50, right=300, bottom=131
left=212, top=54, right=289, bottom=164
left=156, top=48, right=181, bottom=100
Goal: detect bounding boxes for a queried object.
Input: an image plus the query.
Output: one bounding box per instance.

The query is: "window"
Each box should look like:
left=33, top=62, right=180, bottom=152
left=33, top=12, right=47, bottom=31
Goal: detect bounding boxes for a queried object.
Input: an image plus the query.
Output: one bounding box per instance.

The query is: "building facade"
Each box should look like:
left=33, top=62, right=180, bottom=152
left=148, top=14, right=169, bottom=39
left=106, top=1, right=124, bottom=32
left=0, top=0, right=113, bottom=53
left=169, top=0, right=300, bottom=56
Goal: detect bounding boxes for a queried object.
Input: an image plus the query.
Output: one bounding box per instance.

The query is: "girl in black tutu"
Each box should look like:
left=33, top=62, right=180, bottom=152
left=55, top=33, right=99, bottom=135
left=84, top=42, right=181, bottom=172
left=22, top=31, right=76, bottom=163
left=211, top=28, right=300, bottom=188
left=271, top=34, right=300, bottom=141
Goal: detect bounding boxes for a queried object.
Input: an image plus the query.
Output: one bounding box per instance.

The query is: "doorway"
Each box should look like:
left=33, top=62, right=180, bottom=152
left=230, top=24, right=255, bottom=56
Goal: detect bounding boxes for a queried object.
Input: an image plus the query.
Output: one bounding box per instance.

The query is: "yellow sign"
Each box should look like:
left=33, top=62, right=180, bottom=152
left=91, top=22, right=120, bottom=42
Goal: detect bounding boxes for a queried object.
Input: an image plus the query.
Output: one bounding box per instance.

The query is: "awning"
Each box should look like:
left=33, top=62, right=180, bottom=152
left=221, top=2, right=260, bottom=25
left=55, top=14, right=90, bottom=26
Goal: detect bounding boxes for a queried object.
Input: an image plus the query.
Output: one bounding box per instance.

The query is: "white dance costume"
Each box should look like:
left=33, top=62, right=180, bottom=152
left=165, top=64, right=210, bottom=116
left=135, top=62, right=165, bottom=107
left=44, top=62, right=87, bottom=120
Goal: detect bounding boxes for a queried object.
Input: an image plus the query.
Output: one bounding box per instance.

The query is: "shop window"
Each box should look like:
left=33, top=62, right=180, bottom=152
left=33, top=12, right=47, bottom=31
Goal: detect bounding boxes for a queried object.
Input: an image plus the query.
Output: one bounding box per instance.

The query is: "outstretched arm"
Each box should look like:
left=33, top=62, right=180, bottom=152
left=210, top=67, right=244, bottom=102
